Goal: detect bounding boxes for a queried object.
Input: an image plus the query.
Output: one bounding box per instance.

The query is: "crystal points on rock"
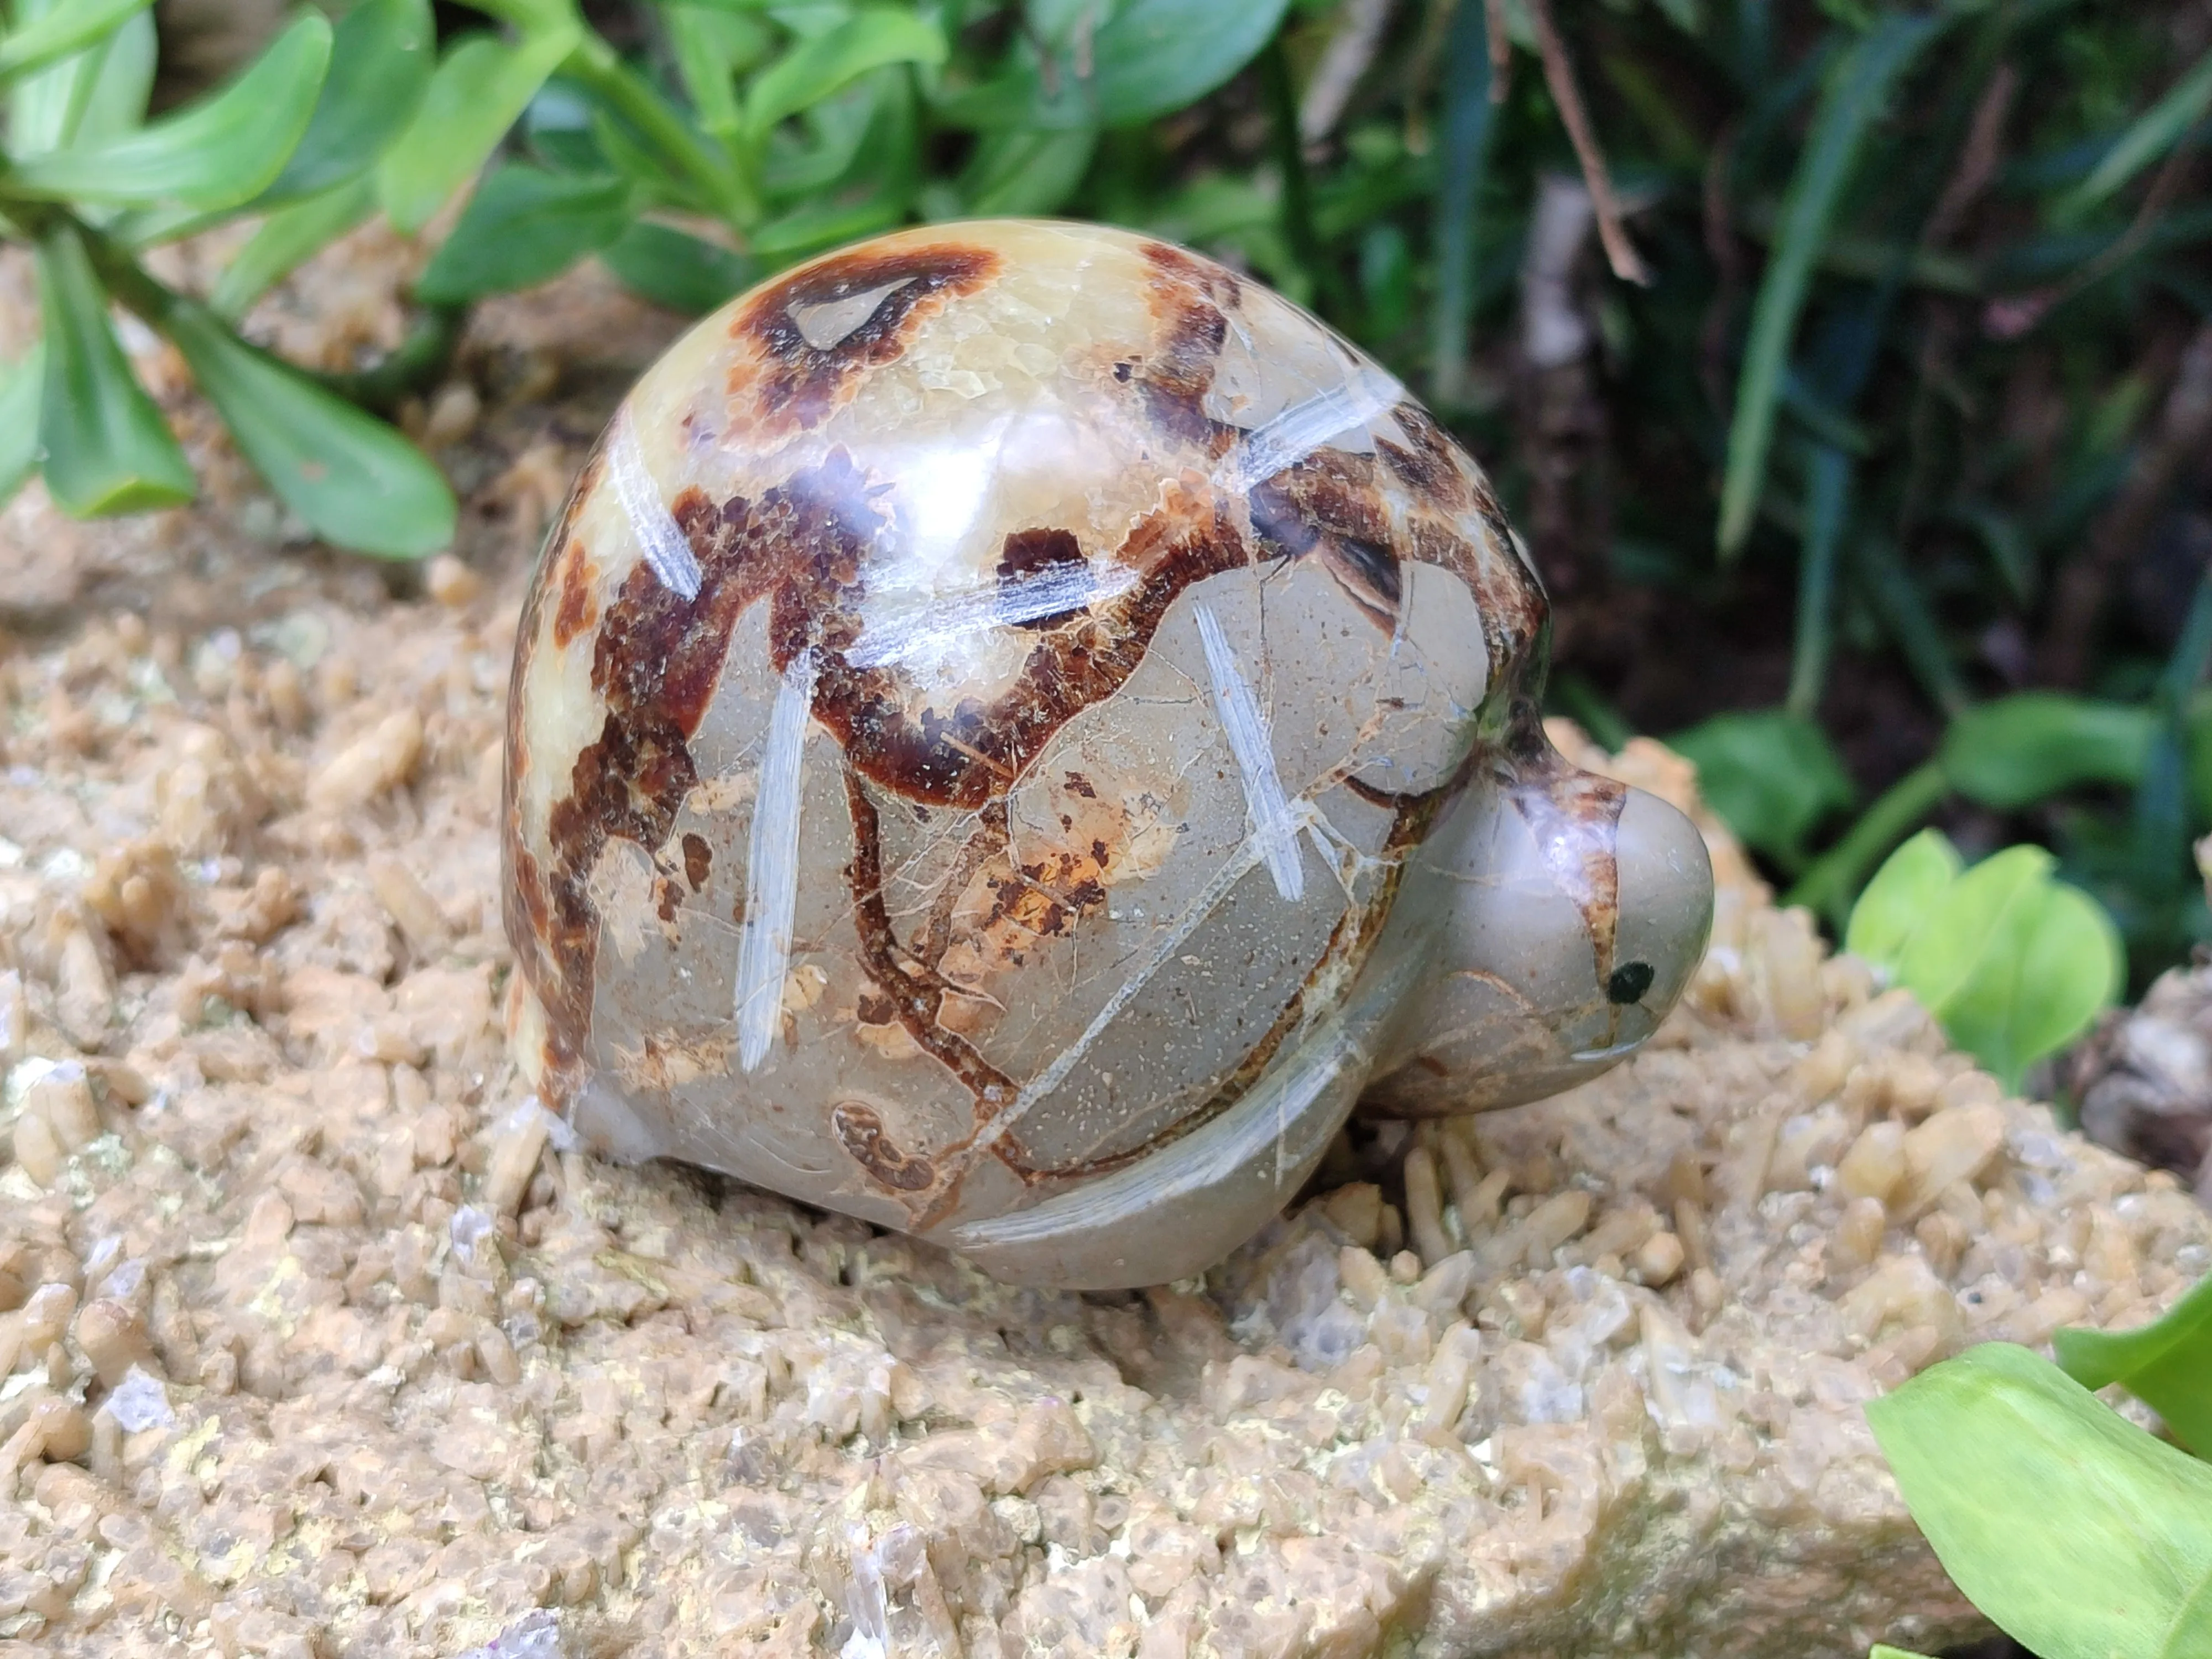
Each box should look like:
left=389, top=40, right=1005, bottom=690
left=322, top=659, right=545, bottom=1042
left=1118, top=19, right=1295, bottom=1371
left=500, top=220, right=1715, bottom=1286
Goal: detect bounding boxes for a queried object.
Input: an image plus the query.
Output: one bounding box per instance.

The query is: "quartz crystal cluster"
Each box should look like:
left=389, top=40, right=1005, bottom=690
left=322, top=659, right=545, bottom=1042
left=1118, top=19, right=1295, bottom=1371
left=501, top=221, right=1713, bottom=1286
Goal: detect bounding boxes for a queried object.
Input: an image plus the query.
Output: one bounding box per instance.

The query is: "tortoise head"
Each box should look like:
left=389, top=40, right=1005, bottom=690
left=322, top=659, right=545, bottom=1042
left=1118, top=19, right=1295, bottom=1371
left=1364, top=734, right=1714, bottom=1118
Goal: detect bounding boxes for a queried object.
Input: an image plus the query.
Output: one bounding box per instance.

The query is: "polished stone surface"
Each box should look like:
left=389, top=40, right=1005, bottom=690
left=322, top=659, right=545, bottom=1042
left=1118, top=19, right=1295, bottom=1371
left=502, top=220, right=1713, bottom=1287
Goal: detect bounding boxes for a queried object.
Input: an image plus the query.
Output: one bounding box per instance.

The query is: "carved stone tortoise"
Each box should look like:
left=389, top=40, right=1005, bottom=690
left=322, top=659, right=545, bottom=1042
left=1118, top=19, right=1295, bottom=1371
left=502, top=218, right=1714, bottom=1288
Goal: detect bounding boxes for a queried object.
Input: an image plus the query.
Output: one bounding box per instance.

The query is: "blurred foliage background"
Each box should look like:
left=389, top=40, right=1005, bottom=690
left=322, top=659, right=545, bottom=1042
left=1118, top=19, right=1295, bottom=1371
left=3, top=0, right=2211, bottom=989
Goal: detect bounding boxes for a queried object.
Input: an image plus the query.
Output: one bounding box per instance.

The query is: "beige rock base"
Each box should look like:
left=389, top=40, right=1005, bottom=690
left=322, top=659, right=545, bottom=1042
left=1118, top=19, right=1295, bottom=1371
left=0, top=243, right=2205, bottom=1659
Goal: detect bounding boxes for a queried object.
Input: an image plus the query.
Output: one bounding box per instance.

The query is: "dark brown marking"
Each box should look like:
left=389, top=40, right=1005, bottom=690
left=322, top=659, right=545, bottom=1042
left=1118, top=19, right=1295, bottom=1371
left=843, top=765, right=1017, bottom=1114
left=913, top=801, right=1008, bottom=972
left=997, top=528, right=1090, bottom=630
left=729, top=243, right=1003, bottom=435
left=1375, top=402, right=1475, bottom=512
left=1248, top=451, right=1403, bottom=631
left=832, top=1102, right=936, bottom=1192
left=681, top=833, right=712, bottom=892
left=654, top=875, right=681, bottom=925
left=551, top=540, right=601, bottom=649
left=1133, top=242, right=1242, bottom=453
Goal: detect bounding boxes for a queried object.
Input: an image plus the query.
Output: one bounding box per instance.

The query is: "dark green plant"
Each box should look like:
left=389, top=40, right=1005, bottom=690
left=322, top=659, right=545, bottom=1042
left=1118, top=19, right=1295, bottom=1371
left=1866, top=1276, right=2212, bottom=1658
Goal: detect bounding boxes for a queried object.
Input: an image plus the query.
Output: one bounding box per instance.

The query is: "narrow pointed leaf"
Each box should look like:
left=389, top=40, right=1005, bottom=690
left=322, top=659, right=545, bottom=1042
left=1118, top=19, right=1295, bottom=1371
left=2057, top=1271, right=2212, bottom=1457
left=33, top=226, right=194, bottom=517
left=744, top=7, right=946, bottom=137
left=257, top=0, right=434, bottom=205
left=1717, top=12, right=1939, bottom=559
left=8, top=2, right=152, bottom=158
left=0, top=343, right=46, bottom=508
left=160, top=304, right=454, bottom=559
left=2053, top=50, right=2212, bottom=229
left=377, top=27, right=579, bottom=233
left=415, top=165, right=632, bottom=302
left=0, top=0, right=152, bottom=81
left=7, top=14, right=331, bottom=208
left=1867, top=1343, right=2212, bottom=1659
left=211, top=178, right=378, bottom=322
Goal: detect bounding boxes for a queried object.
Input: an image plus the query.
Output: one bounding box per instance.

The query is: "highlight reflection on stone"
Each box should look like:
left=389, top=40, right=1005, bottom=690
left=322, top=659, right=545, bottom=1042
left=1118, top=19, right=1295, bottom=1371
left=500, top=219, right=1714, bottom=1288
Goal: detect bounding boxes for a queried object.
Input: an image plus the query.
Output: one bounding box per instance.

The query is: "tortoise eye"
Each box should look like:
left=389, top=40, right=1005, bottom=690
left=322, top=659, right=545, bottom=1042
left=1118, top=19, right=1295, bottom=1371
left=1606, top=961, right=1655, bottom=1005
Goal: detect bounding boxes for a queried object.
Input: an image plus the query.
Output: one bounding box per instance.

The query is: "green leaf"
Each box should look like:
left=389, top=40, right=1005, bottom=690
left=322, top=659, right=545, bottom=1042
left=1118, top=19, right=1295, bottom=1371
left=1847, top=833, right=2122, bottom=1089
left=210, top=178, right=378, bottom=322
left=414, top=164, right=632, bottom=302
left=1868, top=1650, right=1937, bottom=1659
left=377, top=27, right=581, bottom=234
left=598, top=220, right=753, bottom=314
left=33, top=225, right=194, bottom=517
left=959, top=126, right=1097, bottom=216
left=667, top=6, right=770, bottom=137
left=1893, top=844, right=2052, bottom=1017
left=1088, top=0, right=1294, bottom=125
left=2052, top=50, right=2212, bottom=229
left=159, top=304, right=455, bottom=559
left=4, top=0, right=152, bottom=158
left=6, top=14, right=332, bottom=209
left=1939, top=878, right=2122, bottom=1091
left=1716, top=13, right=1939, bottom=559
left=1844, top=827, right=1960, bottom=969
left=0, top=0, right=150, bottom=82
left=0, top=343, right=46, bottom=508
left=1667, top=708, right=1856, bottom=868
left=258, top=0, right=434, bottom=205
left=1940, top=694, right=2156, bottom=811
left=744, top=7, right=946, bottom=137
left=1866, top=1343, right=2212, bottom=1659
left=2056, top=1271, right=2212, bottom=1459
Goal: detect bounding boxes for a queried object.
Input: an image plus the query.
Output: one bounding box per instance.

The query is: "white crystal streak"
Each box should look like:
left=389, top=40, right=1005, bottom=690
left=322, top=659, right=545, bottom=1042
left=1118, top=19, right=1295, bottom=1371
left=736, top=649, right=817, bottom=1072
left=1194, top=603, right=1305, bottom=901
left=609, top=410, right=703, bottom=601
left=846, top=562, right=1138, bottom=669
left=1212, top=361, right=1404, bottom=494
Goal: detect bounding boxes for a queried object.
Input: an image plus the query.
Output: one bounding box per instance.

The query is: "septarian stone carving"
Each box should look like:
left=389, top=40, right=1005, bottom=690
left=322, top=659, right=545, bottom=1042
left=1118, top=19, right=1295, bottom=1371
left=502, top=220, right=1713, bottom=1288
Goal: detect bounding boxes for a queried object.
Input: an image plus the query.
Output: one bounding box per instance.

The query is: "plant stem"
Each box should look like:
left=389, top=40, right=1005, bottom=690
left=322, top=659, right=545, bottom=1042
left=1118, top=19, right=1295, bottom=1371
left=1785, top=758, right=1949, bottom=928
left=5, top=198, right=461, bottom=412
left=564, top=33, right=758, bottom=229
left=1260, top=36, right=1332, bottom=312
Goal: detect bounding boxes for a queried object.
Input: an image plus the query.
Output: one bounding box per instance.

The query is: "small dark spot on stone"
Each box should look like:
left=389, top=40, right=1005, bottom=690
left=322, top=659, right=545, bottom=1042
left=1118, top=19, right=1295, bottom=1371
left=1063, top=771, right=1097, bottom=799
left=857, top=993, right=896, bottom=1025
left=831, top=1100, right=936, bottom=1192
left=1113, top=360, right=1133, bottom=382
left=1607, top=961, right=1655, bottom=1005
left=681, top=833, right=712, bottom=891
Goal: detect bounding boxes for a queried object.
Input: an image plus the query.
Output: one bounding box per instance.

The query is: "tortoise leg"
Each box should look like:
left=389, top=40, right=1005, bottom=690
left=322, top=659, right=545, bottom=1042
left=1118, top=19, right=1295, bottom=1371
left=1362, top=750, right=1713, bottom=1120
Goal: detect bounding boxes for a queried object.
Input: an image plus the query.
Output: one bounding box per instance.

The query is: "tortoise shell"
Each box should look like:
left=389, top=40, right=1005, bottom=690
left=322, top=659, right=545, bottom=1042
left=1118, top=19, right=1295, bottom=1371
left=501, top=220, right=1712, bottom=1288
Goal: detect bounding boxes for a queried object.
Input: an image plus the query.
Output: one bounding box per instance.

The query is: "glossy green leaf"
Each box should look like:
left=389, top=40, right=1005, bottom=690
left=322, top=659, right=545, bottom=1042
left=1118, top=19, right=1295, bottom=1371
left=1844, top=827, right=1960, bottom=969
left=159, top=304, right=454, bottom=559
left=210, top=179, right=378, bottom=322
left=1717, top=13, right=1939, bottom=559
left=258, top=0, right=434, bottom=205
left=7, top=14, right=332, bottom=208
left=415, top=165, right=632, bottom=302
left=34, top=227, right=194, bottom=517
left=3, top=0, right=151, bottom=158
left=1848, top=832, right=2122, bottom=1089
left=745, top=7, right=946, bottom=137
left=0, top=0, right=150, bottom=82
left=1939, top=877, right=2123, bottom=1091
left=0, top=343, right=46, bottom=508
left=1667, top=708, right=1856, bottom=867
left=2057, top=1271, right=2212, bottom=1458
left=1867, top=1649, right=1935, bottom=1659
left=377, top=27, right=581, bottom=234
left=1866, top=1343, right=2212, bottom=1659
left=1894, top=844, right=2051, bottom=1016
left=2053, top=49, right=2212, bottom=229
left=1090, top=0, right=1295, bottom=125
left=597, top=220, right=753, bottom=314
left=1940, top=694, right=2156, bottom=810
